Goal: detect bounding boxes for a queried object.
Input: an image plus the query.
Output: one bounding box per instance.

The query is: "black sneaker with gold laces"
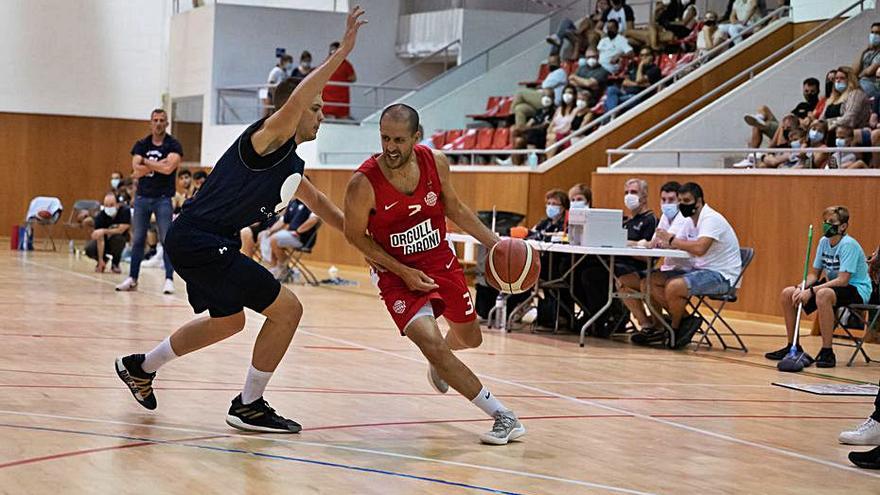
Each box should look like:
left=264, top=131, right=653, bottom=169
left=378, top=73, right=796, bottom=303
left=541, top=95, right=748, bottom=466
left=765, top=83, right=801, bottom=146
left=225, top=395, right=302, bottom=433
left=115, top=354, right=157, bottom=410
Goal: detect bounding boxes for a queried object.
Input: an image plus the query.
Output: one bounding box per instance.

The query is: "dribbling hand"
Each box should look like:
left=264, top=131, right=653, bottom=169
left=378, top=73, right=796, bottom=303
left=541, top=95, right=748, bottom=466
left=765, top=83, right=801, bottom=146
left=341, top=6, right=368, bottom=53
left=401, top=267, right=439, bottom=293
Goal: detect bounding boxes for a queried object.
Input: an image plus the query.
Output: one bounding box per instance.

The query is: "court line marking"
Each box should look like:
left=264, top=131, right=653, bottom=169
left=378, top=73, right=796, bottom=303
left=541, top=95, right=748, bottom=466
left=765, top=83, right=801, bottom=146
left=0, top=411, right=656, bottom=495
left=0, top=424, right=526, bottom=495
left=300, top=331, right=880, bottom=480
left=0, top=433, right=224, bottom=469
left=18, top=258, right=877, bottom=482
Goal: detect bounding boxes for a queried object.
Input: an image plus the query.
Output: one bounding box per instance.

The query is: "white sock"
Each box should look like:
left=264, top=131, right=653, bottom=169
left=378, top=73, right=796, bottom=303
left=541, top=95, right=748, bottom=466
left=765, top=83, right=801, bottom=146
left=141, top=337, right=178, bottom=373
left=241, top=365, right=273, bottom=405
left=471, top=386, right=509, bottom=417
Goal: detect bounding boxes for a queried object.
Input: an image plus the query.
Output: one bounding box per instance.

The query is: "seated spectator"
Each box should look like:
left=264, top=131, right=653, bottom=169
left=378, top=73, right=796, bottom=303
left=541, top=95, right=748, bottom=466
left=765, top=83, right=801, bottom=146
left=531, top=189, right=569, bottom=240
left=829, top=126, right=867, bottom=169
left=652, top=182, right=742, bottom=348
left=758, top=127, right=807, bottom=168
left=604, top=47, right=662, bottom=112
left=805, top=120, right=831, bottom=168
left=590, top=0, right=611, bottom=24
left=546, top=13, right=602, bottom=59
left=85, top=193, right=130, bottom=274
left=734, top=112, right=798, bottom=168
left=743, top=78, right=823, bottom=148
left=569, top=48, right=610, bottom=93
left=627, top=0, right=697, bottom=51
left=546, top=85, right=579, bottom=157
left=173, top=169, right=193, bottom=215
left=512, top=55, right=568, bottom=144
left=117, top=177, right=135, bottom=206
left=192, top=170, right=207, bottom=194
left=615, top=178, right=659, bottom=334
left=571, top=89, right=596, bottom=135
left=512, top=88, right=555, bottom=165
left=290, top=50, right=313, bottom=79
left=597, top=0, right=636, bottom=35
left=568, top=183, right=592, bottom=207
left=110, top=170, right=123, bottom=192
left=855, top=23, right=880, bottom=98
left=765, top=206, right=873, bottom=369
left=716, top=0, right=757, bottom=45
left=824, top=67, right=870, bottom=134
left=260, top=199, right=320, bottom=280
left=597, top=20, right=634, bottom=74
left=696, top=12, right=721, bottom=57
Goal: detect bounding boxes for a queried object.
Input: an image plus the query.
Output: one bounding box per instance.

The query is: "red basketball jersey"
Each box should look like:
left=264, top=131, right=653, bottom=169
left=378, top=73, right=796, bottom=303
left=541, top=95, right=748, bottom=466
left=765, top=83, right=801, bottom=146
left=356, top=145, right=449, bottom=271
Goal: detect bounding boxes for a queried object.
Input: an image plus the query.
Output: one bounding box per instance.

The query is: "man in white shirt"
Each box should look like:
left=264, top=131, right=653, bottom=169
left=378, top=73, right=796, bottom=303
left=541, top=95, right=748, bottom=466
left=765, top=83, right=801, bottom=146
left=260, top=54, right=294, bottom=116
left=653, top=182, right=742, bottom=348
left=597, top=20, right=634, bottom=74
left=512, top=54, right=569, bottom=135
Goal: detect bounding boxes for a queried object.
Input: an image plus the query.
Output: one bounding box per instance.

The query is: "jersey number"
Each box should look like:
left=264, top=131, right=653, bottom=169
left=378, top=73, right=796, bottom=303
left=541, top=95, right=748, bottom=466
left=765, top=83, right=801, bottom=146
left=463, top=291, right=474, bottom=316
left=408, top=204, right=422, bottom=216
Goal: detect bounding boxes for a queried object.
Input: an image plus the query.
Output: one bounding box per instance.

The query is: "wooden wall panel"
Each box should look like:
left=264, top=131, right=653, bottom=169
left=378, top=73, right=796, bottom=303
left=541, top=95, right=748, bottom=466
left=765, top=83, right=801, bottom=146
left=525, top=23, right=798, bottom=224
left=0, top=112, right=151, bottom=240
left=174, top=122, right=202, bottom=165
left=591, top=171, right=880, bottom=318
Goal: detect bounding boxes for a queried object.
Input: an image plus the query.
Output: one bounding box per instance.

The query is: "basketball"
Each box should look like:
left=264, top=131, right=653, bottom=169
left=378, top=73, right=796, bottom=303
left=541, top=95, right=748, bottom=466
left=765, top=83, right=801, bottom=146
left=485, top=238, right=540, bottom=294
left=36, top=210, right=52, bottom=219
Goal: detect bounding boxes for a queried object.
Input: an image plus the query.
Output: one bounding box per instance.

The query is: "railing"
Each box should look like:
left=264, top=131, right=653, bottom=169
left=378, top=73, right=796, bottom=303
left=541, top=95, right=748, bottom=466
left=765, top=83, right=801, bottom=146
left=365, top=39, right=462, bottom=98
left=614, top=0, right=868, bottom=156
left=173, top=0, right=347, bottom=14
left=605, top=146, right=880, bottom=169
left=216, top=81, right=415, bottom=125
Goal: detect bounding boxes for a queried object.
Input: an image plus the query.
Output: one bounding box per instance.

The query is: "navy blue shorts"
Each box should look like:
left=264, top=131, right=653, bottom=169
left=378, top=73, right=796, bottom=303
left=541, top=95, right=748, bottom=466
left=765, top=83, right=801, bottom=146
left=165, top=219, right=281, bottom=318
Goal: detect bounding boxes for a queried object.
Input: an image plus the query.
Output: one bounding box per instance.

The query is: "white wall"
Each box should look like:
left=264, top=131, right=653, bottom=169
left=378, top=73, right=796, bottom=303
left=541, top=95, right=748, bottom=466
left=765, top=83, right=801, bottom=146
left=613, top=10, right=875, bottom=168
left=791, top=0, right=875, bottom=22
left=0, top=0, right=170, bottom=120
left=169, top=5, right=215, bottom=98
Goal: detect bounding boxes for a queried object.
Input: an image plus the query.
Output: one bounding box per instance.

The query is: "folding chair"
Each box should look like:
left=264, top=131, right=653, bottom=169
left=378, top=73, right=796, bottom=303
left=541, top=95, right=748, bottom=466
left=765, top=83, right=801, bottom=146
left=63, top=199, right=101, bottom=243
left=25, top=196, right=64, bottom=251
left=832, top=303, right=880, bottom=366
left=691, top=247, right=755, bottom=352
left=285, top=222, right=321, bottom=286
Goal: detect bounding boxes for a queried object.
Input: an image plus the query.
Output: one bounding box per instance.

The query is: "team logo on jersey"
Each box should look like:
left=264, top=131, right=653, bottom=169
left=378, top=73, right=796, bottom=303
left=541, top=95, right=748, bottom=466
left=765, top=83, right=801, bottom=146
left=393, top=300, right=406, bottom=314
left=390, top=219, right=440, bottom=255
left=425, top=191, right=438, bottom=207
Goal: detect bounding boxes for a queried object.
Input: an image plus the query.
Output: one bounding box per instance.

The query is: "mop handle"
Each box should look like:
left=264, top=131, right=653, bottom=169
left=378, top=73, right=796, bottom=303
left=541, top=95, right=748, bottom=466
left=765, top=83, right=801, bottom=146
left=790, top=225, right=814, bottom=353
left=799, top=225, right=814, bottom=291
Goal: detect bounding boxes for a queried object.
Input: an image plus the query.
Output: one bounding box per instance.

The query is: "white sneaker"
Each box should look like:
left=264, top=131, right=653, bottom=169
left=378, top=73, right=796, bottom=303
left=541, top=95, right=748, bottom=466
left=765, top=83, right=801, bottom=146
left=269, top=264, right=288, bottom=281
left=162, top=279, right=175, bottom=295
left=521, top=307, right=538, bottom=324
left=115, top=277, right=138, bottom=292
left=480, top=410, right=526, bottom=445
left=427, top=365, right=449, bottom=394
left=732, top=155, right=756, bottom=168
left=839, top=418, right=880, bottom=445
left=142, top=245, right=164, bottom=268
left=743, top=113, right=766, bottom=128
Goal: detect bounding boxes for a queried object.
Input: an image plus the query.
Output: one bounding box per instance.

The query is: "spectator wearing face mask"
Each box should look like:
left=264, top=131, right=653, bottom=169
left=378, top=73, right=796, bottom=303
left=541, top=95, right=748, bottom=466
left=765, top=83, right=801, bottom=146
left=597, top=20, right=634, bottom=75
left=290, top=51, right=313, bottom=80
left=823, top=67, right=870, bottom=134
left=855, top=23, right=880, bottom=98
left=604, top=47, right=662, bottom=112
left=743, top=78, right=823, bottom=149
left=511, top=88, right=556, bottom=165
left=86, top=193, right=131, bottom=274
left=615, top=178, right=659, bottom=335
left=805, top=120, right=831, bottom=168
left=546, top=85, right=579, bottom=157
left=546, top=13, right=602, bottom=59
left=829, top=126, right=867, bottom=169
left=568, top=183, right=592, bottom=208
left=571, top=89, right=595, bottom=134
left=511, top=55, right=568, bottom=144
left=765, top=206, right=872, bottom=369
left=696, top=12, right=721, bottom=57
left=569, top=48, right=610, bottom=94
left=755, top=127, right=804, bottom=168
left=110, top=171, right=124, bottom=193
left=652, top=182, right=741, bottom=349
left=263, top=54, right=293, bottom=116
left=597, top=0, right=636, bottom=34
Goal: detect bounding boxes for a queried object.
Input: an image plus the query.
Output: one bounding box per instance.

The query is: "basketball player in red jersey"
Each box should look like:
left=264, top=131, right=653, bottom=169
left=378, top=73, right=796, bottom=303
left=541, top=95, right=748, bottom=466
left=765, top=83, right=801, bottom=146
left=344, top=104, right=525, bottom=445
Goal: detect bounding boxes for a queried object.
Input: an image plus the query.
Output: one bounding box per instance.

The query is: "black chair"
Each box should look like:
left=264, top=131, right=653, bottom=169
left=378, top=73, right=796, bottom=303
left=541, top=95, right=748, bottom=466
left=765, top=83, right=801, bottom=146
left=285, top=222, right=321, bottom=286
left=690, top=247, right=755, bottom=352
left=64, top=199, right=101, bottom=245
left=832, top=303, right=880, bottom=366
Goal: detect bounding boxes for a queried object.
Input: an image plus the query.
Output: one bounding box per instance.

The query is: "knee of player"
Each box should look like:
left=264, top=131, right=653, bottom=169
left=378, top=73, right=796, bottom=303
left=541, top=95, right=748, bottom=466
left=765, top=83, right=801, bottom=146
left=815, top=288, right=835, bottom=307
left=462, top=329, right=482, bottom=349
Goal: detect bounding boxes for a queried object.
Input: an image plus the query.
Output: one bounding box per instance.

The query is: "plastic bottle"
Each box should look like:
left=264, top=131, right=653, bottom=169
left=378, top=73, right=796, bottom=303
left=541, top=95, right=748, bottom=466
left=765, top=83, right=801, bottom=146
left=527, top=152, right=539, bottom=168
left=328, top=265, right=339, bottom=281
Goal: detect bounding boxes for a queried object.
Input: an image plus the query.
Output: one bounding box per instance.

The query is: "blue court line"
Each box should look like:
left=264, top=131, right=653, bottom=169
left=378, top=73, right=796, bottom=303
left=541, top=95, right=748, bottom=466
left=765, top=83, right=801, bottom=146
left=0, top=423, right=528, bottom=495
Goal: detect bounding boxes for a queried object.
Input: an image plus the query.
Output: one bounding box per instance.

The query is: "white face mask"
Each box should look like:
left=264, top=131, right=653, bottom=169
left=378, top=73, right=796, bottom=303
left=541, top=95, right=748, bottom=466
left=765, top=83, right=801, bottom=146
left=103, top=206, right=118, bottom=217
left=110, top=178, right=121, bottom=189
left=301, top=61, right=311, bottom=70
left=576, top=99, right=587, bottom=109
left=570, top=200, right=587, bottom=209
left=541, top=96, right=553, bottom=107
left=562, top=93, right=574, bottom=105
left=586, top=57, right=598, bottom=68
left=624, top=193, right=640, bottom=211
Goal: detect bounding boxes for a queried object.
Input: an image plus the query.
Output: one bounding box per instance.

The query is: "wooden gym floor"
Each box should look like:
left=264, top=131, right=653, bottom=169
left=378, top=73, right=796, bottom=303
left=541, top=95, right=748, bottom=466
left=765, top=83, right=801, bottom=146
left=2, top=250, right=880, bottom=494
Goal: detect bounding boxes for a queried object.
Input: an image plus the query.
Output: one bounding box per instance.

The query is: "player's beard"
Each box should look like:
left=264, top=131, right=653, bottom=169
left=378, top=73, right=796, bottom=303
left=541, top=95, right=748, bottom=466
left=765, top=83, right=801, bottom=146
left=384, top=148, right=412, bottom=169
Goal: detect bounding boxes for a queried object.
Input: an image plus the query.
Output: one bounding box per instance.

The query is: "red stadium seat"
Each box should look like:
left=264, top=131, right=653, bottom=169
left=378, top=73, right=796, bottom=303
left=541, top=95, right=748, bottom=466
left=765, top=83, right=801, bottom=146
left=495, top=97, right=513, bottom=118
left=476, top=128, right=495, bottom=149
left=444, top=129, right=463, bottom=145
left=431, top=130, right=447, bottom=149
left=562, top=60, right=577, bottom=75
left=491, top=127, right=511, bottom=150
left=466, top=96, right=503, bottom=119
left=519, top=63, right=550, bottom=87
left=455, top=129, right=479, bottom=150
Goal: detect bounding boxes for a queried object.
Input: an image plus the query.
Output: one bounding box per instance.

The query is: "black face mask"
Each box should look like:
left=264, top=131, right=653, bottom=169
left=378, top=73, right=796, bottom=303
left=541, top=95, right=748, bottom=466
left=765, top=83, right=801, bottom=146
left=805, top=93, right=819, bottom=105
left=549, top=64, right=560, bottom=71
left=607, top=31, right=618, bottom=39
left=782, top=129, right=791, bottom=141
left=679, top=202, right=697, bottom=218
left=825, top=80, right=834, bottom=98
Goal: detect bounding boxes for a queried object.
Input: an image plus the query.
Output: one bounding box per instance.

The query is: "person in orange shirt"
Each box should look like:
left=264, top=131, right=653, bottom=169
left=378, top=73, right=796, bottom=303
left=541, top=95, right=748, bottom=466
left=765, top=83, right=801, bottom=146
left=322, top=41, right=357, bottom=119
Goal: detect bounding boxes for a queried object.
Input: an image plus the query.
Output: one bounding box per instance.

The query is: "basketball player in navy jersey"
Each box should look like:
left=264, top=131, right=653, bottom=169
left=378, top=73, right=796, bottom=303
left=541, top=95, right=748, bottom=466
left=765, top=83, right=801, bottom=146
left=114, top=8, right=367, bottom=433
left=344, top=104, right=525, bottom=445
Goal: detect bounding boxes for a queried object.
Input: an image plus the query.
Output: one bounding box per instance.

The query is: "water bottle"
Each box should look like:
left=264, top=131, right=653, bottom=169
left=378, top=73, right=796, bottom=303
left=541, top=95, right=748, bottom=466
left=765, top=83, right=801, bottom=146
left=68, top=239, right=75, bottom=253
left=527, top=152, right=539, bottom=168
left=328, top=265, right=339, bottom=281
left=494, top=294, right=506, bottom=328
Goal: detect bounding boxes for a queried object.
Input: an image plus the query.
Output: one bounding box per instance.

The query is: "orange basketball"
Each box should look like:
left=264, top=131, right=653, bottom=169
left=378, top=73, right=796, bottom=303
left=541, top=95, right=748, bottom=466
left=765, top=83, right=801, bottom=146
left=485, top=238, right=540, bottom=294
left=36, top=210, right=52, bottom=219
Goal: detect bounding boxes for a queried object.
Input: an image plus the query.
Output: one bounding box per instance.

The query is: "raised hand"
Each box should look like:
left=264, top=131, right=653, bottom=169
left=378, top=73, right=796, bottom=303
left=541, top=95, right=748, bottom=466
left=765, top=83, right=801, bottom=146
left=340, top=6, right=367, bottom=54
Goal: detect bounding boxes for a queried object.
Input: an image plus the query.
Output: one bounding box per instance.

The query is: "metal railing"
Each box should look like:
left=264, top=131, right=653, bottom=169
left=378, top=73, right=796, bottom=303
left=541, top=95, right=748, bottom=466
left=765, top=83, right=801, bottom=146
left=613, top=0, right=868, bottom=157
left=216, top=81, right=416, bottom=124
left=376, top=4, right=791, bottom=167
left=606, top=146, right=880, bottom=168
left=366, top=39, right=462, bottom=98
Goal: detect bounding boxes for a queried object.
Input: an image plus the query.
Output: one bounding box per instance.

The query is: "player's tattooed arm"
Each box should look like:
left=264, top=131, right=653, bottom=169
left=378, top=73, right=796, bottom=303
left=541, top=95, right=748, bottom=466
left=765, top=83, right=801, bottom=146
left=252, top=7, right=367, bottom=155
left=295, top=176, right=344, bottom=233
left=433, top=150, right=500, bottom=249
left=344, top=173, right=438, bottom=292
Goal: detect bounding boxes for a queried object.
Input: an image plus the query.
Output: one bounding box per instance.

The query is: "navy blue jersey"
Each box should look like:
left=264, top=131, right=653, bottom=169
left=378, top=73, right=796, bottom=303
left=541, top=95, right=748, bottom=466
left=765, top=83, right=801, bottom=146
left=178, top=119, right=305, bottom=236
left=131, top=134, right=184, bottom=198
left=283, top=200, right=313, bottom=231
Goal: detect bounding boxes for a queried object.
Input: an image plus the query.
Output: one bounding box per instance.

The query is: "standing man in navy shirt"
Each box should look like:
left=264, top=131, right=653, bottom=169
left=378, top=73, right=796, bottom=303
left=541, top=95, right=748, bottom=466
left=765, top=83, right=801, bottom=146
left=115, top=8, right=367, bottom=434
left=116, top=108, right=183, bottom=294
